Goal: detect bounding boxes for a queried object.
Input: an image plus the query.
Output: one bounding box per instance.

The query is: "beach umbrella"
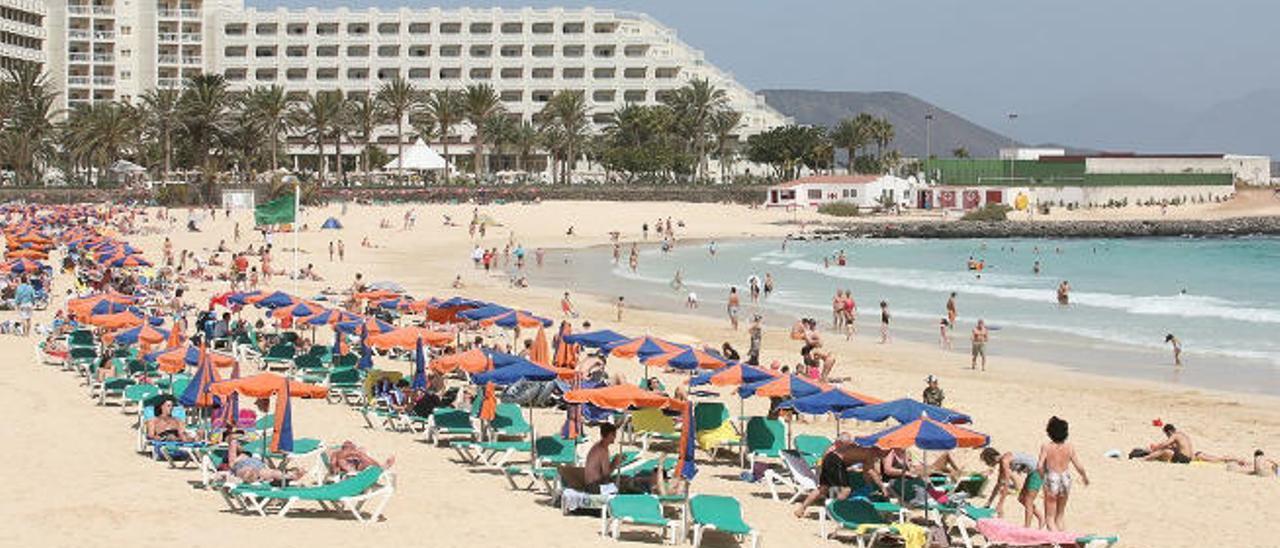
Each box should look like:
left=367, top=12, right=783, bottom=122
left=781, top=388, right=882, bottom=415
left=273, top=378, right=295, bottom=453
left=470, top=358, right=558, bottom=385
left=563, top=384, right=672, bottom=410
left=320, top=217, right=343, bottom=230
left=107, top=254, right=151, bottom=268
left=2, top=258, right=43, bottom=274
left=377, top=297, right=416, bottom=311
left=855, top=414, right=990, bottom=518
left=337, top=317, right=395, bottom=335
left=330, top=328, right=348, bottom=367
left=86, top=310, right=147, bottom=329
left=270, top=301, right=324, bottom=319
left=153, top=345, right=237, bottom=374
left=89, top=299, right=134, bottom=315
left=167, top=321, right=184, bottom=349
left=208, top=372, right=329, bottom=400
left=606, top=336, right=687, bottom=360
left=367, top=326, right=453, bottom=349
left=486, top=310, right=553, bottom=329
left=366, top=281, right=406, bottom=293
left=429, top=348, right=519, bottom=374
left=738, top=374, right=825, bottom=399
left=227, top=290, right=263, bottom=306
left=6, top=249, right=47, bottom=259
left=553, top=323, right=578, bottom=368
left=479, top=381, right=498, bottom=421
left=690, top=363, right=775, bottom=387
left=842, top=398, right=972, bottom=425
left=356, top=323, right=374, bottom=371
left=565, top=327, right=629, bottom=348
left=425, top=296, right=487, bottom=323
left=675, top=401, right=699, bottom=481
left=411, top=337, right=427, bottom=390
left=306, top=308, right=355, bottom=326
left=642, top=347, right=731, bottom=371
left=106, top=322, right=169, bottom=346
left=67, top=292, right=136, bottom=317
left=353, top=289, right=400, bottom=302
left=455, top=304, right=513, bottom=322
left=179, top=345, right=222, bottom=408
left=218, top=359, right=247, bottom=432
left=529, top=325, right=551, bottom=366
left=249, top=290, right=296, bottom=309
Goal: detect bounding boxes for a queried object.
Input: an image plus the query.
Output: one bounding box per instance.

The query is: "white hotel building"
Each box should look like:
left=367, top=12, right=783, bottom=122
left=0, top=0, right=45, bottom=72
left=42, top=0, right=789, bottom=170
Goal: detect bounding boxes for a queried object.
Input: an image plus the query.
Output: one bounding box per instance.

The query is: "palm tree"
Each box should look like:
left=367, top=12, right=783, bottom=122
left=139, top=88, right=181, bottom=183
left=462, top=83, right=503, bottom=178
left=872, top=117, right=895, bottom=163
left=61, top=101, right=139, bottom=184
left=243, top=85, right=295, bottom=173
left=180, top=74, right=235, bottom=199
left=536, top=90, right=591, bottom=184
left=508, top=120, right=539, bottom=173
left=708, top=109, right=742, bottom=181
left=418, top=88, right=463, bottom=183
left=831, top=117, right=865, bottom=175
left=291, top=90, right=344, bottom=180
left=375, top=78, right=418, bottom=179
left=951, top=147, right=970, bottom=159
left=347, top=95, right=386, bottom=176
left=663, top=78, right=728, bottom=180
left=0, top=65, right=59, bottom=185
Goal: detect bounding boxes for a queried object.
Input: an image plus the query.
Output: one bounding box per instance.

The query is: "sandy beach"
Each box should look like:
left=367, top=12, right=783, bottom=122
left=5, top=198, right=1280, bottom=548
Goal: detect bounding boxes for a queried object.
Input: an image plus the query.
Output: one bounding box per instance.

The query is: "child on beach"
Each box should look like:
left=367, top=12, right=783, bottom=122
left=879, top=301, right=891, bottom=344
left=1038, top=416, right=1089, bottom=532
left=981, top=447, right=1045, bottom=528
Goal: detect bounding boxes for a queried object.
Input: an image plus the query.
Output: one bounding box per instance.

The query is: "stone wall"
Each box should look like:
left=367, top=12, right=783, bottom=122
left=808, top=216, right=1280, bottom=239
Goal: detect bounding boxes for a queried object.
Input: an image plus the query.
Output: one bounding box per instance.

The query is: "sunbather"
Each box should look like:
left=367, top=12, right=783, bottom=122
left=584, top=423, right=671, bottom=495
left=326, top=441, right=395, bottom=475
left=1142, top=423, right=1244, bottom=465
left=225, top=438, right=305, bottom=485
left=794, top=438, right=890, bottom=518
left=146, top=397, right=193, bottom=442
left=1254, top=450, right=1279, bottom=477
left=882, top=447, right=963, bottom=482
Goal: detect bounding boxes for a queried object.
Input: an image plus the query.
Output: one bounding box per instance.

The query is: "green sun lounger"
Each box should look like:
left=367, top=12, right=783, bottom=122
left=744, top=416, right=786, bottom=468
left=793, top=434, right=832, bottom=466
left=261, top=343, right=296, bottom=371
left=235, top=465, right=394, bottom=523
left=822, top=498, right=907, bottom=547
left=426, top=408, right=477, bottom=444
left=602, top=494, right=684, bottom=544
left=488, top=402, right=532, bottom=439
left=689, top=494, right=761, bottom=548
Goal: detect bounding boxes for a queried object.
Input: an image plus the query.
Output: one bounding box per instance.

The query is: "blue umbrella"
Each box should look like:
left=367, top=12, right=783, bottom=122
left=690, top=362, right=774, bottom=387
left=227, top=290, right=262, bottom=306
left=491, top=310, right=553, bottom=329
left=306, top=309, right=350, bottom=326
left=90, top=300, right=134, bottom=315
left=254, top=290, right=295, bottom=309
left=562, top=329, right=629, bottom=349
left=320, top=217, right=343, bottom=229
left=471, top=359, right=557, bottom=386
left=484, top=349, right=525, bottom=368
left=179, top=346, right=220, bottom=408
left=273, top=375, right=295, bottom=453
left=841, top=398, right=971, bottom=424
left=357, top=323, right=373, bottom=370
left=677, top=403, right=698, bottom=480
left=337, top=317, right=395, bottom=334
left=436, top=296, right=487, bottom=309
left=456, top=304, right=513, bottom=322
left=411, top=336, right=427, bottom=390
left=110, top=323, right=170, bottom=345
left=737, top=374, right=825, bottom=399
left=780, top=388, right=881, bottom=415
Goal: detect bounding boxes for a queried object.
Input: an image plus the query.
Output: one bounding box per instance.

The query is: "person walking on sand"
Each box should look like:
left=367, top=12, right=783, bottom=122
left=946, top=292, right=958, bottom=329
left=329, top=241, right=334, bottom=262
left=1056, top=281, right=1071, bottom=306
left=337, top=239, right=345, bottom=262
left=878, top=300, right=891, bottom=344
left=747, top=314, right=763, bottom=365
left=939, top=318, right=952, bottom=349
left=727, top=287, right=741, bottom=330
left=1165, top=333, right=1182, bottom=366
left=971, top=319, right=990, bottom=370
left=615, top=296, right=625, bottom=322
left=561, top=292, right=578, bottom=318
left=1038, top=416, right=1089, bottom=532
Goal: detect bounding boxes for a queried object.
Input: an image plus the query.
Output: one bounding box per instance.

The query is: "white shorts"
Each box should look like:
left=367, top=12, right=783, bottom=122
left=18, top=304, right=32, bottom=320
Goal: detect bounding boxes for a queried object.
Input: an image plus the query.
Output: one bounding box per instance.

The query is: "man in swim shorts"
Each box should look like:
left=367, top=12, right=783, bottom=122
left=971, top=319, right=989, bottom=371
left=1145, top=424, right=1195, bottom=464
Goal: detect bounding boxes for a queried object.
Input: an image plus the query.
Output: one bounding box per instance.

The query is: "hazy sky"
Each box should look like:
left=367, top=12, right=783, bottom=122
left=249, top=0, right=1279, bottom=138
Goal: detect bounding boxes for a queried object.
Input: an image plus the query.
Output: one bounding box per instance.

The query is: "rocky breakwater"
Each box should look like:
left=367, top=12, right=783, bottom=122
left=800, top=216, right=1280, bottom=239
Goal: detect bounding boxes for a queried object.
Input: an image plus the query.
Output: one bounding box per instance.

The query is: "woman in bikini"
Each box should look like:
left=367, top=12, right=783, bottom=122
left=1038, top=416, right=1090, bottom=532
left=145, top=397, right=193, bottom=442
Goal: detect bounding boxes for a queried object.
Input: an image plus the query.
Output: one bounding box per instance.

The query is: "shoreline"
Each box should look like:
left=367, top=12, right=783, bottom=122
left=805, top=215, right=1280, bottom=239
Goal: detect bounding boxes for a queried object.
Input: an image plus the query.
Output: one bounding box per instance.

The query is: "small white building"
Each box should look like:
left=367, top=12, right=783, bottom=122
left=765, top=175, right=917, bottom=209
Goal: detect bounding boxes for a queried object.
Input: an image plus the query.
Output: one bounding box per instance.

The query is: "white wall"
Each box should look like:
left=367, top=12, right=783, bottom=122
left=1085, top=156, right=1271, bottom=186
left=1030, top=185, right=1234, bottom=207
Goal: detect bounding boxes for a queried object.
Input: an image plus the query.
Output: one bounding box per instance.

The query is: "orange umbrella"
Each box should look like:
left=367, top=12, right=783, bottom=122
left=208, top=372, right=328, bottom=399
left=167, top=321, right=184, bottom=349
left=563, top=384, right=673, bottom=410
left=155, top=345, right=237, bottom=374
left=6, top=249, right=47, bottom=259
left=86, top=311, right=146, bottom=329
left=353, top=289, right=399, bottom=301
left=529, top=326, right=550, bottom=367
left=479, top=382, right=498, bottom=421
left=553, top=323, right=578, bottom=368
left=429, top=348, right=493, bottom=374
left=367, top=326, right=453, bottom=349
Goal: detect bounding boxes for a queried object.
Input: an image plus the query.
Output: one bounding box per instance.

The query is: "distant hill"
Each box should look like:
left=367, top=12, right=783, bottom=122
left=760, top=89, right=1017, bottom=158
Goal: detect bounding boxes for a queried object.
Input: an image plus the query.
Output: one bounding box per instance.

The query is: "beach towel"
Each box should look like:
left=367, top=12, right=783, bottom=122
left=849, top=522, right=928, bottom=548
left=975, top=518, right=1087, bottom=546
left=695, top=420, right=740, bottom=451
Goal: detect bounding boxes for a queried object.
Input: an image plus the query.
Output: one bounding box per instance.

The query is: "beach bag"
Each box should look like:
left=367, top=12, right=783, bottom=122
left=1128, top=448, right=1151, bottom=459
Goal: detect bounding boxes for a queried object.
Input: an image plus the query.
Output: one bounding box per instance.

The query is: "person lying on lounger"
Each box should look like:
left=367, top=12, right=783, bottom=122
left=226, top=438, right=305, bottom=485
left=146, top=397, right=194, bottom=442
left=882, top=447, right=964, bottom=482
left=326, top=441, right=395, bottom=475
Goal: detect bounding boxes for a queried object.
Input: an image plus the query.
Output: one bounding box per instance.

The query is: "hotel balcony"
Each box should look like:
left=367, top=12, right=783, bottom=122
left=68, top=52, right=91, bottom=63
left=67, top=6, right=91, bottom=16
left=68, top=29, right=91, bottom=40
left=159, top=32, right=179, bottom=42
left=158, top=9, right=179, bottom=18
left=94, top=31, right=116, bottom=40
left=157, top=77, right=182, bottom=88
left=182, top=33, right=203, bottom=42
left=158, top=54, right=179, bottom=64
left=93, top=53, right=115, bottom=63
left=67, top=75, right=91, bottom=86
left=182, top=56, right=202, bottom=66
left=93, top=76, right=116, bottom=86
left=181, top=9, right=200, bottom=18
left=93, top=6, right=115, bottom=16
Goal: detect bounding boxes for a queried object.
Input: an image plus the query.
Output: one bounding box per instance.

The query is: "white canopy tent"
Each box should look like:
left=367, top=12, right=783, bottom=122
left=383, top=139, right=447, bottom=172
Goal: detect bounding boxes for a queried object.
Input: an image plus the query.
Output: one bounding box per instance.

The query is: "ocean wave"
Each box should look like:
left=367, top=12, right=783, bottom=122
left=786, top=260, right=1280, bottom=325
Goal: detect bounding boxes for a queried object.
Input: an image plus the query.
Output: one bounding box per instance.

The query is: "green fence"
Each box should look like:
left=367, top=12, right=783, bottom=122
left=924, top=159, right=1232, bottom=187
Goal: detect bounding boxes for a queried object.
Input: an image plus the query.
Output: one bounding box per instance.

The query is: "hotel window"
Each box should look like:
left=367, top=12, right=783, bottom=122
left=377, top=68, right=400, bottom=80
left=408, top=22, right=430, bottom=34
left=346, top=68, right=368, bottom=80
left=500, top=89, right=521, bottom=102
left=440, top=22, right=461, bottom=34
left=469, top=68, right=491, bottom=80
left=592, top=89, right=615, bottom=102
left=409, top=45, right=430, bottom=57
left=378, top=23, right=399, bottom=35
left=500, top=67, right=522, bottom=79
left=500, top=45, right=522, bottom=58
left=408, top=67, right=430, bottom=80
left=562, top=22, right=585, bottom=34
left=469, top=22, right=491, bottom=34
left=439, top=45, right=461, bottom=58
left=562, top=45, right=584, bottom=58
left=531, top=22, right=553, bottom=34
left=439, top=67, right=461, bottom=79
left=378, top=45, right=399, bottom=58
left=501, top=22, right=522, bottom=34
left=316, top=23, right=338, bottom=36
left=807, top=189, right=822, bottom=200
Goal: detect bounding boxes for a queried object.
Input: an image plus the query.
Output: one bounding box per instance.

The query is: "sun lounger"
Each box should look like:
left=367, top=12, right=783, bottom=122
left=762, top=449, right=819, bottom=503
left=744, top=416, right=786, bottom=469
left=822, top=498, right=925, bottom=548
left=326, top=367, right=365, bottom=405
left=688, top=494, right=761, bottom=548
left=601, top=494, right=684, bottom=544
left=487, top=402, right=532, bottom=440
left=453, top=439, right=532, bottom=467
left=793, top=434, right=832, bottom=466
left=501, top=436, right=580, bottom=490
left=425, top=408, right=478, bottom=445
left=629, top=407, right=681, bottom=452
left=694, top=401, right=740, bottom=461
left=260, top=342, right=296, bottom=371
left=234, top=466, right=395, bottom=523
left=122, top=383, right=159, bottom=415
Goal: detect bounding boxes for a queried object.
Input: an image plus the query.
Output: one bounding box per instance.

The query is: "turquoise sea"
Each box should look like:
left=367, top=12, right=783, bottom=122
left=541, top=236, right=1280, bottom=395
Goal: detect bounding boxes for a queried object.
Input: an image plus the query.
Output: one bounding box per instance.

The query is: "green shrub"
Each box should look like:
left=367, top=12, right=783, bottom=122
left=960, top=203, right=1012, bottom=221
left=817, top=202, right=861, bottom=217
